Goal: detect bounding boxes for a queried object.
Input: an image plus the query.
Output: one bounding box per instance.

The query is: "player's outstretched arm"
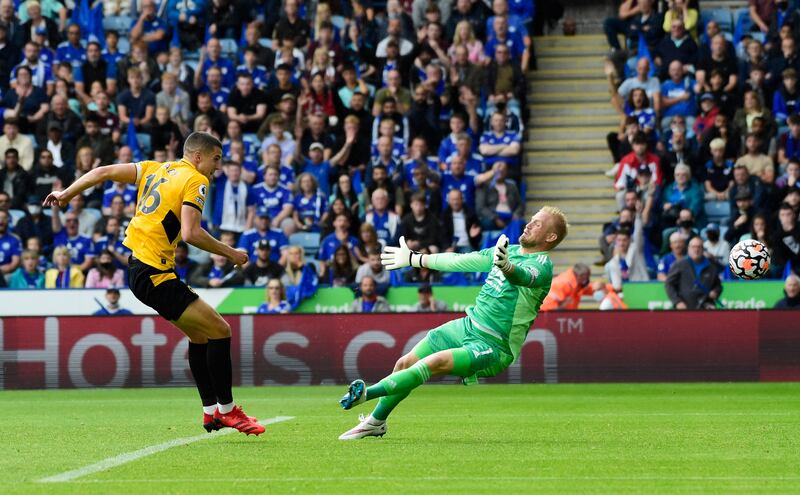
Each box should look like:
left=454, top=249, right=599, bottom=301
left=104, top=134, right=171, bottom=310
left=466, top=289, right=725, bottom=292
left=492, top=234, right=538, bottom=287
left=43, top=163, right=137, bottom=207
left=381, top=236, right=493, bottom=273
left=181, top=205, right=249, bottom=266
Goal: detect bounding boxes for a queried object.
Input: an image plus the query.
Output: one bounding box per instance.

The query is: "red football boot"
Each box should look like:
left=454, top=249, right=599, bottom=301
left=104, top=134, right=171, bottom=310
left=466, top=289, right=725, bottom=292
left=203, top=412, right=222, bottom=433
left=213, top=406, right=265, bottom=436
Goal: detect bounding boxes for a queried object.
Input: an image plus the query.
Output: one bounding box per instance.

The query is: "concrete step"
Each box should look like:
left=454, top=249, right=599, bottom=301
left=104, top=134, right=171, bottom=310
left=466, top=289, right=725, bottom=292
left=527, top=187, right=611, bottom=200
left=527, top=198, right=618, bottom=214
left=529, top=91, right=608, bottom=104
left=525, top=138, right=606, bottom=152
left=536, top=45, right=609, bottom=57
left=536, top=56, right=604, bottom=71
left=528, top=79, right=609, bottom=94
left=527, top=162, right=610, bottom=175
left=527, top=150, right=611, bottom=164
left=528, top=102, right=615, bottom=117
left=528, top=126, right=612, bottom=141
left=533, top=34, right=606, bottom=48
left=529, top=68, right=605, bottom=80
left=526, top=175, right=611, bottom=189
left=528, top=114, right=619, bottom=128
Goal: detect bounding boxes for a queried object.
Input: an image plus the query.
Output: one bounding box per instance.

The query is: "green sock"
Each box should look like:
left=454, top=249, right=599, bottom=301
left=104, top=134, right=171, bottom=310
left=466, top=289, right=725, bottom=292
left=371, top=393, right=409, bottom=421
left=365, top=361, right=432, bottom=400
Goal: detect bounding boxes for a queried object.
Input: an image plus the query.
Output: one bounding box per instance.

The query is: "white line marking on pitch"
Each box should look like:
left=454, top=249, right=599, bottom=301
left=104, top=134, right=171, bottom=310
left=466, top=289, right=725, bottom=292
left=38, top=416, right=294, bottom=483
left=65, top=476, right=800, bottom=483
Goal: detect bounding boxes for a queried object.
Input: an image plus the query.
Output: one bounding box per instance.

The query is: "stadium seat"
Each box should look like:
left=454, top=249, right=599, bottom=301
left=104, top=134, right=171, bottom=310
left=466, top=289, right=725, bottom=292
left=117, top=36, right=130, bottom=55
left=83, top=208, right=102, bottom=226
left=704, top=201, right=731, bottom=223
left=219, top=38, right=238, bottom=60
left=701, top=9, right=734, bottom=34
left=258, top=38, right=272, bottom=49
left=290, top=232, right=321, bottom=257
left=8, top=208, right=25, bottom=226
left=331, top=15, right=346, bottom=31
left=102, top=16, right=133, bottom=33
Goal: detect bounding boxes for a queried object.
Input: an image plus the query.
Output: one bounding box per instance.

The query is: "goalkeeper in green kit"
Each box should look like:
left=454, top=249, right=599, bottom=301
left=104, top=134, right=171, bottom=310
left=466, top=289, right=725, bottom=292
left=338, top=206, right=568, bottom=440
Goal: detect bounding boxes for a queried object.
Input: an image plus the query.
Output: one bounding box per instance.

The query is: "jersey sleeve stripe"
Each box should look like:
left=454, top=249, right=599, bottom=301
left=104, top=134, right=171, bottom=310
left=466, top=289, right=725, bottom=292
left=134, top=162, right=143, bottom=186
left=182, top=201, right=202, bottom=212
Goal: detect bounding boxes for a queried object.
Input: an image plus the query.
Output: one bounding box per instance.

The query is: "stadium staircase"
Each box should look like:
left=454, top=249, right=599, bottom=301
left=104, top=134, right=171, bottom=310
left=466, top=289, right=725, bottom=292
left=525, top=33, right=615, bottom=276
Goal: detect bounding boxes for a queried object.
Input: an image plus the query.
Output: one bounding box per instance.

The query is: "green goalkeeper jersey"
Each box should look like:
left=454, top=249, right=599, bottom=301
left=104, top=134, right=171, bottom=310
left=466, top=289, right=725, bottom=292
left=426, top=245, right=553, bottom=360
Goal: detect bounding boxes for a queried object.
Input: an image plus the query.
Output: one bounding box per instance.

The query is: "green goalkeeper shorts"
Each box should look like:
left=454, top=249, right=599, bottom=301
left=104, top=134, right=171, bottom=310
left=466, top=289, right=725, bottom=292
left=411, top=317, right=514, bottom=385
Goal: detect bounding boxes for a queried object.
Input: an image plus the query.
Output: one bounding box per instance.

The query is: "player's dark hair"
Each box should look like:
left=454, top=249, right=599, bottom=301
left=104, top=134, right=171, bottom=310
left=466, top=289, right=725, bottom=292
left=183, top=132, right=222, bottom=156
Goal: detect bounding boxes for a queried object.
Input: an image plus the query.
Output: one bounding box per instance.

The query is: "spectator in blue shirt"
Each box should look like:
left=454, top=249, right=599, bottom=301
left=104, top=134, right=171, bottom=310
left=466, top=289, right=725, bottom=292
left=201, top=66, right=231, bottom=112
left=292, top=172, right=328, bottom=232
left=51, top=209, right=95, bottom=272
left=8, top=249, right=44, bottom=288
left=248, top=166, right=296, bottom=235
left=485, top=16, right=526, bottom=67
left=130, top=0, right=169, bottom=55
left=256, top=278, right=292, bottom=314
left=0, top=210, right=21, bottom=278
left=93, top=216, right=130, bottom=268
left=366, top=136, right=404, bottom=188
left=260, top=143, right=295, bottom=191
left=101, top=31, right=125, bottom=67
left=773, top=68, right=800, bottom=127
left=238, top=206, right=289, bottom=263
left=102, top=182, right=138, bottom=216
left=12, top=42, right=54, bottom=94
left=55, top=23, right=86, bottom=67
left=92, top=289, right=134, bottom=315
left=195, top=37, right=236, bottom=90
left=318, top=213, right=359, bottom=273
left=237, top=47, right=270, bottom=91
left=438, top=113, right=475, bottom=168
left=443, top=133, right=484, bottom=177
left=301, top=142, right=333, bottom=196
left=656, top=231, right=686, bottom=281
left=479, top=112, right=522, bottom=177
left=117, top=67, right=156, bottom=132
left=364, top=188, right=401, bottom=245
left=213, top=161, right=250, bottom=234
left=660, top=61, right=697, bottom=132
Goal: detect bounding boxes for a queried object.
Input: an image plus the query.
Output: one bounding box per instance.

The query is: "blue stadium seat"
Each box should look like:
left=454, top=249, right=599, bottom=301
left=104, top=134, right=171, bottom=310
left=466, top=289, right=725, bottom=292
left=83, top=208, right=102, bottom=226
left=290, top=232, right=321, bottom=257
left=117, top=36, right=130, bottom=55
left=701, top=9, right=734, bottom=34
left=258, top=38, right=272, bottom=49
left=8, top=208, right=25, bottom=226
left=331, top=15, right=346, bottom=31
left=219, top=38, right=238, bottom=60
left=704, top=201, right=731, bottom=222
left=102, top=16, right=133, bottom=33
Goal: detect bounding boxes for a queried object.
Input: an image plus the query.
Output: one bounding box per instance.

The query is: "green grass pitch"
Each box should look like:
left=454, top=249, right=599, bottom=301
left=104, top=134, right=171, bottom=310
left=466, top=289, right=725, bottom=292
left=2, top=383, right=799, bottom=494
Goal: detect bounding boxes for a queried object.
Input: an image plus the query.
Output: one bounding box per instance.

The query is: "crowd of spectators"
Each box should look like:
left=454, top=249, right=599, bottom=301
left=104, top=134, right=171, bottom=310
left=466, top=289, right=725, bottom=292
left=601, top=0, right=800, bottom=309
left=0, top=0, right=532, bottom=312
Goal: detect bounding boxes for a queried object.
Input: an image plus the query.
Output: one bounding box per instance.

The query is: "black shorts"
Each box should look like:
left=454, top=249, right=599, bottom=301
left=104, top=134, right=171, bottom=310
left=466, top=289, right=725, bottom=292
left=128, top=256, right=199, bottom=321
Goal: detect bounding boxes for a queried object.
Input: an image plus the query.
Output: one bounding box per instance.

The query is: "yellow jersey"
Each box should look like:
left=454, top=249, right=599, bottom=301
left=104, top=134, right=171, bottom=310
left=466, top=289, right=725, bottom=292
left=123, top=158, right=209, bottom=270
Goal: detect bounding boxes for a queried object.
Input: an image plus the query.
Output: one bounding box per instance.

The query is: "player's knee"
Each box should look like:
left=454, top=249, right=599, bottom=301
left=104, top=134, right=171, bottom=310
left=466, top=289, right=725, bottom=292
left=424, top=353, right=449, bottom=373
left=393, top=355, right=413, bottom=371
left=208, top=318, right=231, bottom=339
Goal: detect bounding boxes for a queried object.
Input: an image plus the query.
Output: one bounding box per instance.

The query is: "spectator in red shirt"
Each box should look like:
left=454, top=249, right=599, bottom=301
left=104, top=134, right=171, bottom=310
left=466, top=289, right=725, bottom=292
left=615, top=131, right=662, bottom=208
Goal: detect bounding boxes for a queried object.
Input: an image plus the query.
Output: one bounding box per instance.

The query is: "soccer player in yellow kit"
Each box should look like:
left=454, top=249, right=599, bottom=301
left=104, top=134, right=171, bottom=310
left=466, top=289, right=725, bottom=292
left=43, top=132, right=264, bottom=436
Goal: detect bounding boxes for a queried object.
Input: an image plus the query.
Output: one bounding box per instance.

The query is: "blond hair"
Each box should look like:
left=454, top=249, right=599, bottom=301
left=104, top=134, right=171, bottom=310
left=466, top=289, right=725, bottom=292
left=540, top=206, right=569, bottom=248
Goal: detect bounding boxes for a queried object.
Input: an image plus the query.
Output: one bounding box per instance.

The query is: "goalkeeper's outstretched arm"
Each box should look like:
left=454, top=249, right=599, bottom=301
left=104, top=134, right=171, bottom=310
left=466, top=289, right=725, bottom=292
left=381, top=236, right=493, bottom=273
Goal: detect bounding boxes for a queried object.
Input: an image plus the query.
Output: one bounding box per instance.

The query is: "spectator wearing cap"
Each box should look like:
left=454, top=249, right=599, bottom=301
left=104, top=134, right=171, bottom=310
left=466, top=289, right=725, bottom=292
left=130, top=0, right=168, bottom=55
left=774, top=275, right=800, bottom=309
left=665, top=236, right=722, bottom=310
left=238, top=205, right=289, bottom=263
left=244, top=240, right=285, bottom=287
left=257, top=278, right=292, bottom=314
left=213, top=161, right=249, bottom=235
left=0, top=148, right=31, bottom=209
left=725, top=189, right=758, bottom=244
left=227, top=73, right=268, bottom=134
left=349, top=275, right=390, bottom=313
left=0, top=120, right=33, bottom=170
left=693, top=92, right=719, bottom=139
left=413, top=283, right=448, bottom=312
left=92, top=288, right=133, bottom=315
left=301, top=142, right=333, bottom=197
left=704, top=138, right=734, bottom=201
left=248, top=165, right=295, bottom=235
left=659, top=60, right=696, bottom=132
left=729, top=164, right=765, bottom=212
left=657, top=231, right=686, bottom=282
left=703, top=222, right=730, bottom=268
left=0, top=209, right=21, bottom=278
left=54, top=23, right=85, bottom=67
